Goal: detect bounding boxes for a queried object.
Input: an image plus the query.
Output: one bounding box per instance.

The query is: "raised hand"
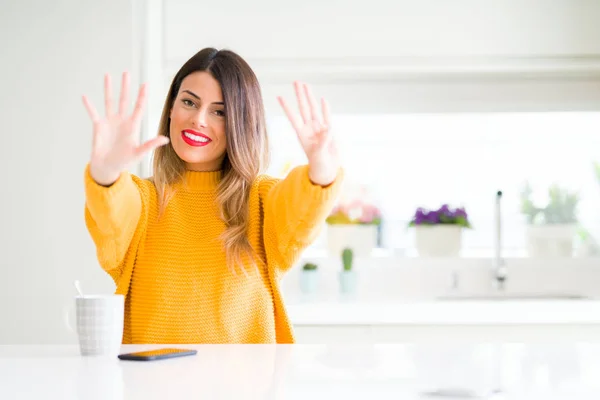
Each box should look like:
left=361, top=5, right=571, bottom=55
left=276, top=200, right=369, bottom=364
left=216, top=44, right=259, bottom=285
left=82, top=72, right=169, bottom=186
left=277, top=81, right=339, bottom=186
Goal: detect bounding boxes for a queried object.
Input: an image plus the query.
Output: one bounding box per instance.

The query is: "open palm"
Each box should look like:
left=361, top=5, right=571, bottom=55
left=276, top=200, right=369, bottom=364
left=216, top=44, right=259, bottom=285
left=82, top=72, right=169, bottom=185
left=277, top=82, right=339, bottom=185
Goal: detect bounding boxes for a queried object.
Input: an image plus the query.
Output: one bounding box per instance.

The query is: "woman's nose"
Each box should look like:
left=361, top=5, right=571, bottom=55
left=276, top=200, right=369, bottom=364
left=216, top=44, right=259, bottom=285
left=193, top=109, right=208, bottom=128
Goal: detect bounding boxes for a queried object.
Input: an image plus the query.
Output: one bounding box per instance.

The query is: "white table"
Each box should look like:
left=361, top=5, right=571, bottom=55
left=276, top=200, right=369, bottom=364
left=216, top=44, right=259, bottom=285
left=1, top=343, right=600, bottom=399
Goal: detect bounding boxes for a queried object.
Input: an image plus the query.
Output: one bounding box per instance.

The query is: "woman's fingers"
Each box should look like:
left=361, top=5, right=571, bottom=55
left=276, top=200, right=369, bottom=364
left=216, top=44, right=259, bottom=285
left=131, top=83, right=148, bottom=123
left=134, top=136, right=170, bottom=159
left=277, top=96, right=302, bottom=134
left=294, top=81, right=310, bottom=123
left=82, top=95, right=100, bottom=123
left=303, top=83, right=320, bottom=124
left=104, top=74, right=114, bottom=117
left=118, top=71, right=130, bottom=116
left=321, top=97, right=330, bottom=129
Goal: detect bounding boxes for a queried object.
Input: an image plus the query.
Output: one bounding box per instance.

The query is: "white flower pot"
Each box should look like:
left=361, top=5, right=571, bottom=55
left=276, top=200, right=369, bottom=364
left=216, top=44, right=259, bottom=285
left=327, top=224, right=377, bottom=257
left=300, top=270, right=319, bottom=294
left=415, top=225, right=462, bottom=258
left=338, top=270, right=358, bottom=294
left=526, top=224, right=576, bottom=258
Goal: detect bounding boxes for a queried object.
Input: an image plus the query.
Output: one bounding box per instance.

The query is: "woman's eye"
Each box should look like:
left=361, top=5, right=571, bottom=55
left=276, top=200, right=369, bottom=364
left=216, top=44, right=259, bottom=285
left=182, top=99, right=195, bottom=107
left=214, top=110, right=225, bottom=117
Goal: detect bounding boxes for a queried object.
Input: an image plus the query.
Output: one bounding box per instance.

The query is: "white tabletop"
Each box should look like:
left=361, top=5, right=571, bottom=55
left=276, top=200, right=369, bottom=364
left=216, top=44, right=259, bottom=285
left=1, top=343, right=600, bottom=399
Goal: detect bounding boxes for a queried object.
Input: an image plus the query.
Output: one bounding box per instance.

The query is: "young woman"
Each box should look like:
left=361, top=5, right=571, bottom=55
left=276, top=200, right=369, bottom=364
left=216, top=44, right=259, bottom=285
left=82, top=47, right=343, bottom=344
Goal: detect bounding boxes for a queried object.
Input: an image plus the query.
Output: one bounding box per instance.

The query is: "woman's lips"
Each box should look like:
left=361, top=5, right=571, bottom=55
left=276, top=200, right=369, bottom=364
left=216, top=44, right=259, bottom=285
left=182, top=129, right=212, bottom=147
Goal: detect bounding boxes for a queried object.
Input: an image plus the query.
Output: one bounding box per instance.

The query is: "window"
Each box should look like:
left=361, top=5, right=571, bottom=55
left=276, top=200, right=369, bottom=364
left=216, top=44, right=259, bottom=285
left=266, top=111, right=600, bottom=257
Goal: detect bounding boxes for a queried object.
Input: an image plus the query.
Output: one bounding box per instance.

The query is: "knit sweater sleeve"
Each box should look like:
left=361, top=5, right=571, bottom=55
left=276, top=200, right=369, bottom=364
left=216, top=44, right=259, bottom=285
left=259, top=165, right=344, bottom=275
left=83, top=164, right=145, bottom=283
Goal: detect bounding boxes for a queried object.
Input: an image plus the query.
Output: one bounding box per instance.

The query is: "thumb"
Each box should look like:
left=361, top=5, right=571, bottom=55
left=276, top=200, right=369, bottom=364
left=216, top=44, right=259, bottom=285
left=134, top=136, right=170, bottom=158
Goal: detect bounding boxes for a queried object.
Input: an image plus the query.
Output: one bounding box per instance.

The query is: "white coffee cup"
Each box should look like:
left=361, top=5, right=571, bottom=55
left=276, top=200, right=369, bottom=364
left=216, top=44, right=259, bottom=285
left=65, top=294, right=125, bottom=357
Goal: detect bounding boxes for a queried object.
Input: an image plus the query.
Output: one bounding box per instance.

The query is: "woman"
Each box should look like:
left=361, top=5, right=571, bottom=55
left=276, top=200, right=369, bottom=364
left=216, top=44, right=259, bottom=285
left=82, top=47, right=343, bottom=344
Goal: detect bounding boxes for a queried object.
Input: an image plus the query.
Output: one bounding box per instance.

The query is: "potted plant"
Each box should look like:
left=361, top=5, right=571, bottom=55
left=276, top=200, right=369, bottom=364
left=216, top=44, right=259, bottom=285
left=408, top=204, right=472, bottom=257
left=326, top=200, right=381, bottom=257
left=300, top=262, right=319, bottom=294
left=339, top=248, right=357, bottom=295
left=520, top=182, right=579, bottom=257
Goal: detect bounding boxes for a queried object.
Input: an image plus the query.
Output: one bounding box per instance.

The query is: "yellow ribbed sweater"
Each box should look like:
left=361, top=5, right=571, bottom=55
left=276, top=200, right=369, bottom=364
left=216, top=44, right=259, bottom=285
left=84, top=164, right=342, bottom=344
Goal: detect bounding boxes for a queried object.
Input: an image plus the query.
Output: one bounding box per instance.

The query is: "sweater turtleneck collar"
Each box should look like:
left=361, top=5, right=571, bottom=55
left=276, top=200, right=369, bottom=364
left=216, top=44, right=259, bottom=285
left=178, top=169, right=222, bottom=191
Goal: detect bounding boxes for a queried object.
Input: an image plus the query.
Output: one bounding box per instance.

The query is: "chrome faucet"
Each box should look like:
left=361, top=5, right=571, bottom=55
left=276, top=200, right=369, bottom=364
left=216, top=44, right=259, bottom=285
left=492, top=190, right=507, bottom=289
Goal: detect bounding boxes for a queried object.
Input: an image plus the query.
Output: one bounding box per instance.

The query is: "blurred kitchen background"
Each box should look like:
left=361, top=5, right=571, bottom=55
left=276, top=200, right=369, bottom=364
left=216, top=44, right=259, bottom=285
left=3, top=0, right=600, bottom=345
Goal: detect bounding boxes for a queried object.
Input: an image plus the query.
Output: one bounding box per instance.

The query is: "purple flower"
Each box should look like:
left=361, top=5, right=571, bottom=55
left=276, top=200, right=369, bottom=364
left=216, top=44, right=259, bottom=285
left=454, top=207, right=467, bottom=218
left=426, top=211, right=439, bottom=223
left=409, top=204, right=471, bottom=228
left=439, top=204, right=450, bottom=215
left=414, top=208, right=426, bottom=224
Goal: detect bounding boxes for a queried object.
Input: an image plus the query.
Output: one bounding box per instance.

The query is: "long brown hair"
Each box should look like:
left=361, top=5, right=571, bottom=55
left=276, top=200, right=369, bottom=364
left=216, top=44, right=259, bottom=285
left=152, top=48, right=270, bottom=273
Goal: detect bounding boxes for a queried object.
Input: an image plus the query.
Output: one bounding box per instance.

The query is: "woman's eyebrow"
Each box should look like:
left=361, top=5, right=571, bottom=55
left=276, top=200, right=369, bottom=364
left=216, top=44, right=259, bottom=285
left=182, top=89, right=224, bottom=105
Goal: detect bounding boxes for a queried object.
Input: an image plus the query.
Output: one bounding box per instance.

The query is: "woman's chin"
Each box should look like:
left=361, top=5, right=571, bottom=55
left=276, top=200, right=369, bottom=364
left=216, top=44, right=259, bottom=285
left=172, top=142, right=225, bottom=169
left=173, top=145, right=207, bottom=164
left=180, top=154, right=212, bottom=166
left=178, top=152, right=223, bottom=170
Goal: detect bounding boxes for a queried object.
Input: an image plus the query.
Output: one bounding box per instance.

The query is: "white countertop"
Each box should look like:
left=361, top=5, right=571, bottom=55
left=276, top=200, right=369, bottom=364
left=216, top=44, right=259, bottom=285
left=2, top=344, right=600, bottom=399
left=286, top=300, right=600, bottom=325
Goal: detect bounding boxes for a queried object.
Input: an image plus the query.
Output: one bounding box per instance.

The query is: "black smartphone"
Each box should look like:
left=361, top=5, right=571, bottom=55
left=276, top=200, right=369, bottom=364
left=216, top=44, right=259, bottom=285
left=118, top=348, right=197, bottom=361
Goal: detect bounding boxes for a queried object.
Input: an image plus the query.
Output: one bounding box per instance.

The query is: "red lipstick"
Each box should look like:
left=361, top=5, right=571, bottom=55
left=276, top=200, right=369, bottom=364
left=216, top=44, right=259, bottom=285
left=181, top=129, right=212, bottom=147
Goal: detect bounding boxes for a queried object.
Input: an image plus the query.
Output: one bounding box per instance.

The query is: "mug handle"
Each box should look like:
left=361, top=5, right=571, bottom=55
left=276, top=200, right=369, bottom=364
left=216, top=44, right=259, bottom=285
left=63, top=303, right=76, bottom=335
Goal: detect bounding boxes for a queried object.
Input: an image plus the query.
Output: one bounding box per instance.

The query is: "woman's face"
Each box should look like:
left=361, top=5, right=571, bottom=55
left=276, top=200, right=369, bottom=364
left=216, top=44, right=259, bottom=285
left=170, top=71, right=227, bottom=171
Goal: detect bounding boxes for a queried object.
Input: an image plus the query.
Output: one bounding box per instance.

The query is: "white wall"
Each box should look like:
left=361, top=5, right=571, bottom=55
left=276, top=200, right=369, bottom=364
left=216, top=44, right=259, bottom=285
left=0, top=0, right=142, bottom=344
left=164, top=0, right=600, bottom=115
left=165, top=0, right=600, bottom=60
